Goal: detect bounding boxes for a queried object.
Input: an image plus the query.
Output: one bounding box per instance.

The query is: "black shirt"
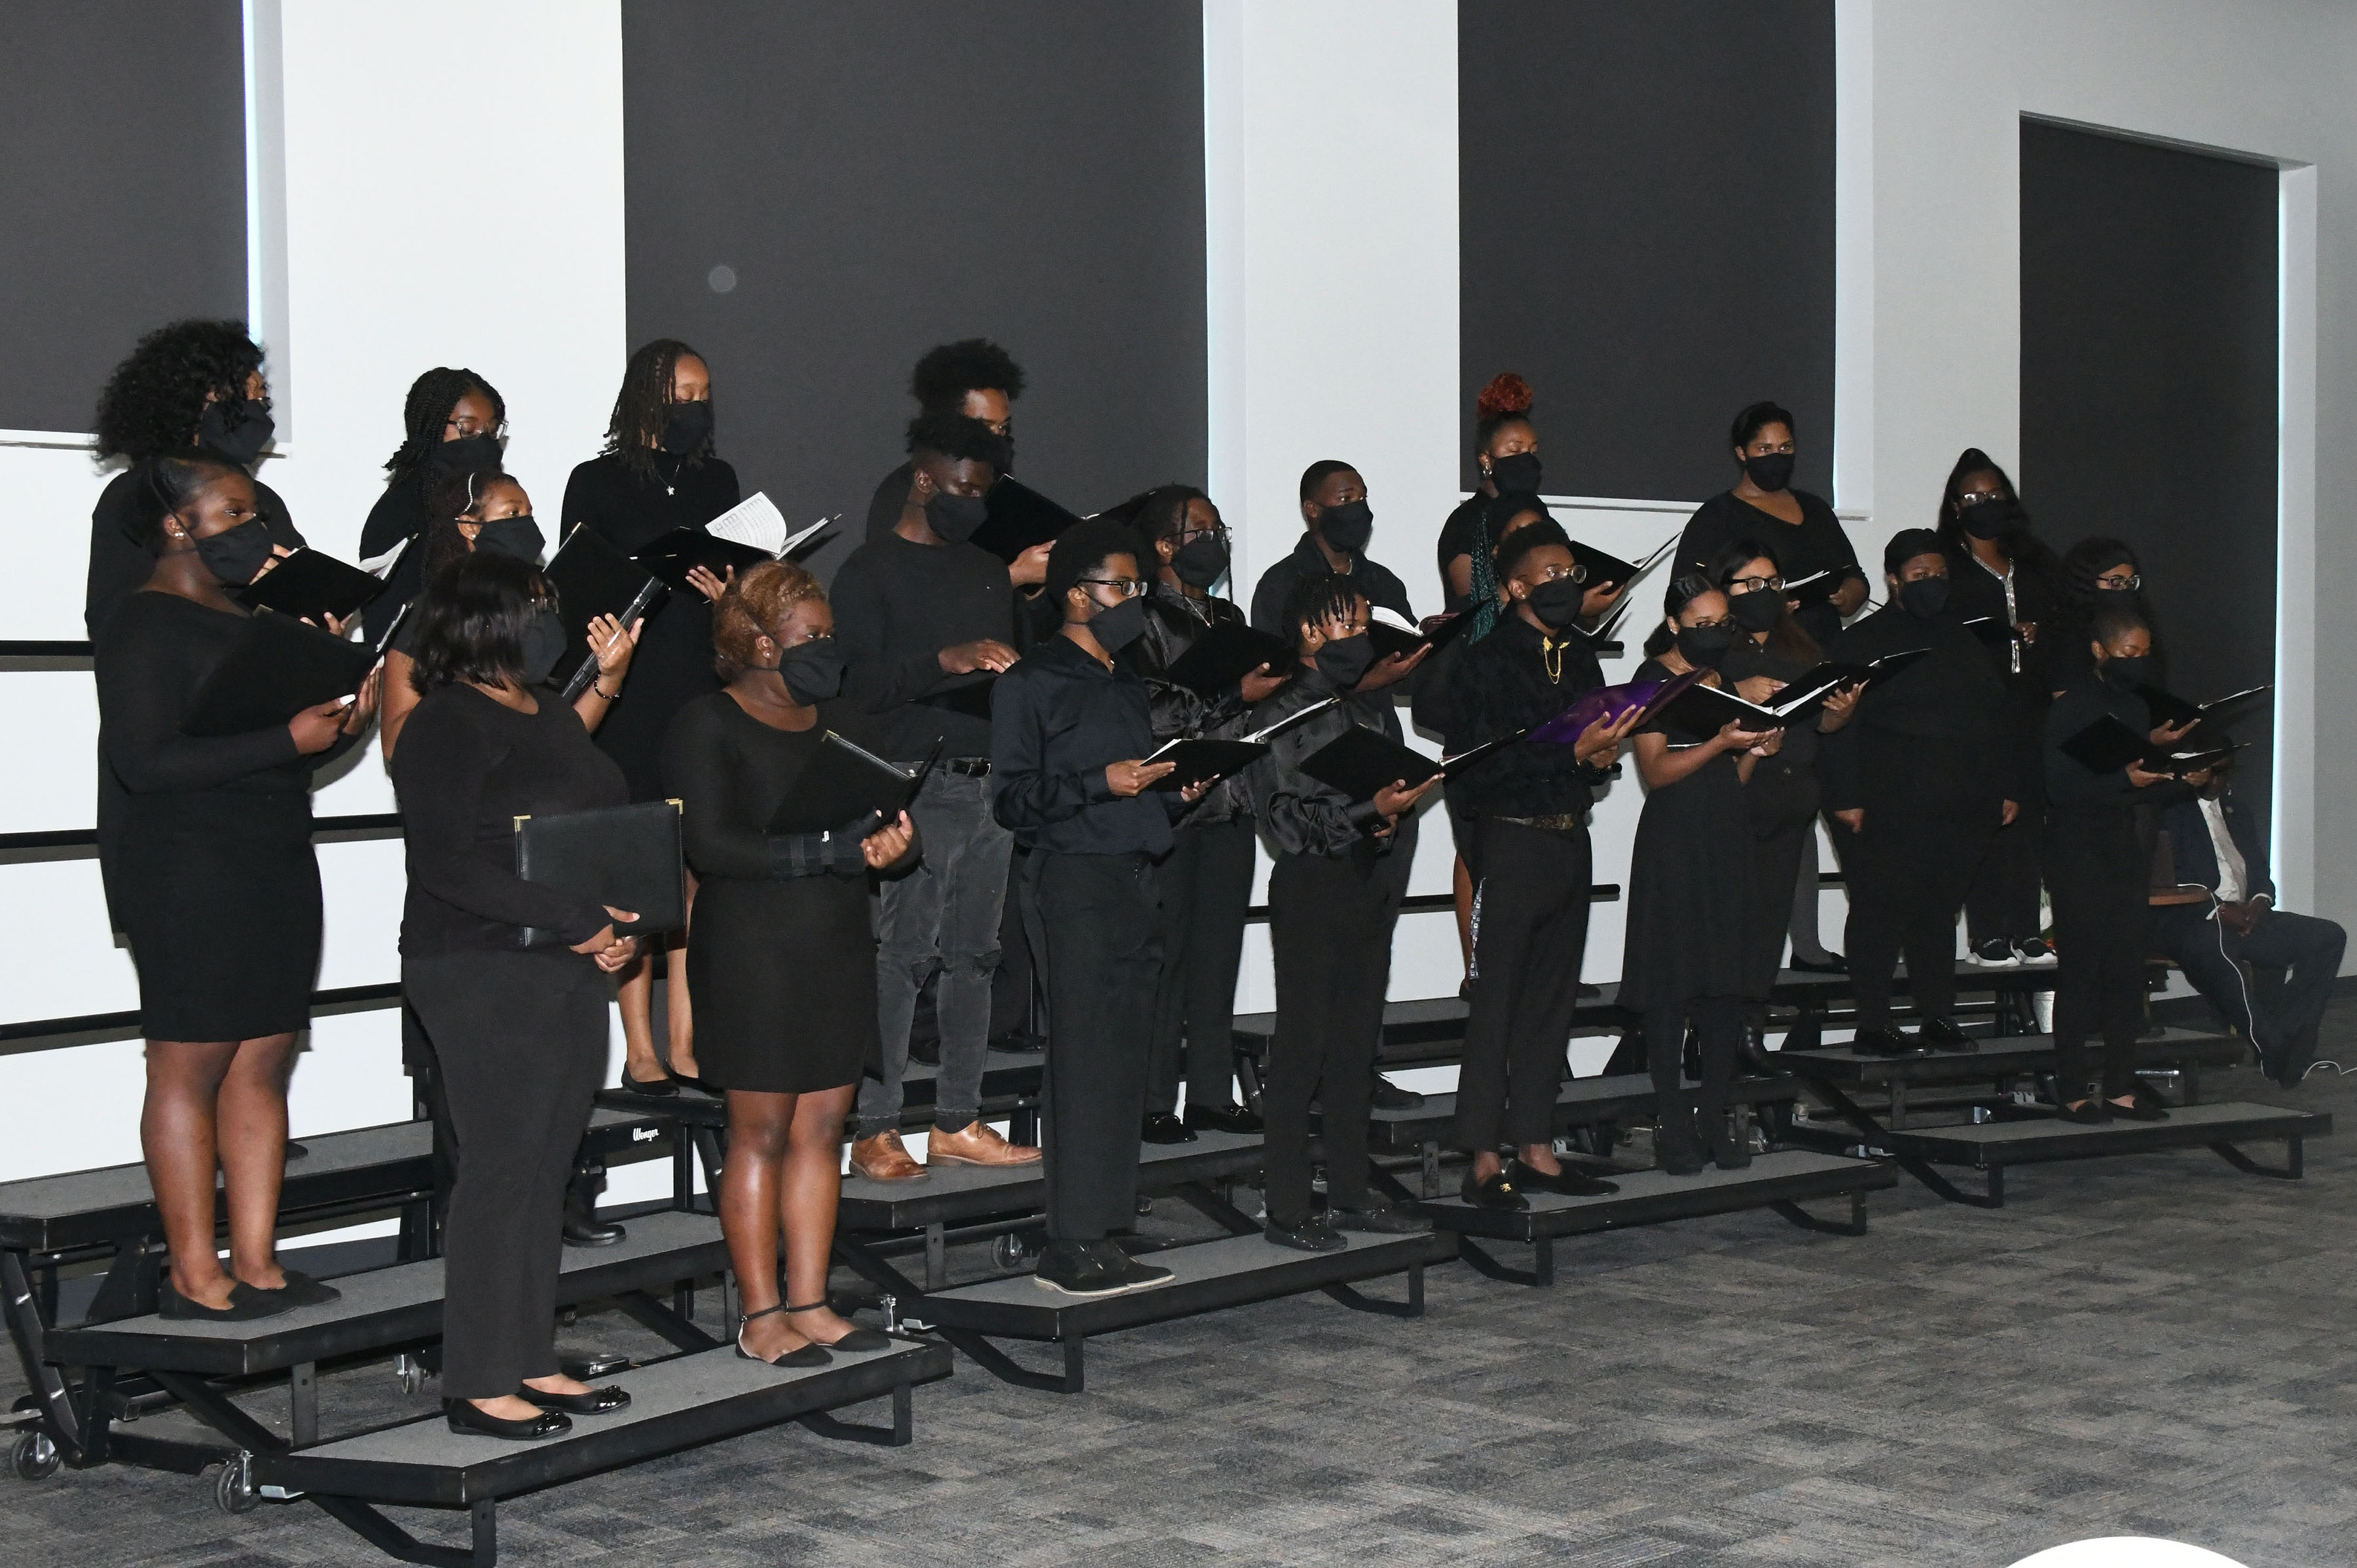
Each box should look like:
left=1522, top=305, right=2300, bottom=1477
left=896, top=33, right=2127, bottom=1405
left=1244, top=666, right=1400, bottom=859
left=85, top=469, right=302, bottom=642
left=1248, top=533, right=1414, bottom=638
left=357, top=471, right=433, bottom=649
left=95, top=591, right=338, bottom=797
left=1676, top=490, right=1861, bottom=647
left=1442, top=611, right=1609, bottom=820
left=833, top=528, right=1025, bottom=763
left=1818, top=604, right=2016, bottom=809
left=2045, top=677, right=2154, bottom=811
left=989, top=633, right=1174, bottom=856
left=1435, top=494, right=1489, bottom=612
left=1128, top=583, right=1251, bottom=824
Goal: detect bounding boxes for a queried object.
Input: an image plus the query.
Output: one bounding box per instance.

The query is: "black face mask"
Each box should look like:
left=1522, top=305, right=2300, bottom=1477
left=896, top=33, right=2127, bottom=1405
left=1675, top=623, right=1736, bottom=668
left=1086, top=596, right=1148, bottom=654
left=661, top=400, right=714, bottom=454
left=197, top=398, right=274, bottom=467
left=2102, top=653, right=2151, bottom=690
left=517, top=608, right=568, bottom=687
left=925, top=490, right=989, bottom=545
left=1170, top=532, right=1230, bottom=589
left=1899, top=576, right=1951, bottom=619
left=1316, top=499, right=1374, bottom=556
left=1742, top=452, right=1796, bottom=493
left=1526, top=579, right=1586, bottom=630
left=776, top=637, right=847, bottom=705
left=433, top=432, right=502, bottom=472
left=1960, top=496, right=2015, bottom=540
left=1729, top=587, right=1785, bottom=634
left=473, top=515, right=545, bottom=562
left=192, top=517, right=276, bottom=587
left=1314, top=632, right=1376, bottom=689
left=1489, top=452, right=1543, bottom=494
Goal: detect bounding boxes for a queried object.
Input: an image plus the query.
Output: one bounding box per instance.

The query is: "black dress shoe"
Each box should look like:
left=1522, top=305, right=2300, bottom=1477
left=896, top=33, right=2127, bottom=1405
left=517, top=1383, right=630, bottom=1415
left=562, top=1188, right=626, bottom=1248
left=1032, top=1241, right=1128, bottom=1297
left=251, top=1269, right=342, bottom=1309
left=1185, top=1103, right=1263, bottom=1135
left=1328, top=1202, right=1431, bottom=1235
left=1086, top=1243, right=1177, bottom=1292
left=1263, top=1217, right=1347, bottom=1253
left=1370, top=1075, right=1425, bottom=1110
left=2108, top=1097, right=2170, bottom=1122
left=1791, top=954, right=1848, bottom=974
left=1459, top=1169, right=1529, bottom=1211
left=1851, top=1026, right=1920, bottom=1058
left=1507, top=1159, right=1619, bottom=1198
left=617, top=1067, right=678, bottom=1097
left=1141, top=1112, right=1196, bottom=1145
left=735, top=1304, right=834, bottom=1366
left=447, top=1398, right=571, bottom=1440
left=1918, top=1017, right=1978, bottom=1053
left=159, top=1279, right=291, bottom=1321
left=780, top=1299, right=898, bottom=1351
left=2056, top=1099, right=2112, bottom=1125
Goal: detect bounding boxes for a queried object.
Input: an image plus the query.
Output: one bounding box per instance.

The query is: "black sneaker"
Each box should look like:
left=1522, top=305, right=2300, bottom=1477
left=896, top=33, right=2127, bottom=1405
left=1917, top=1017, right=1978, bottom=1053
left=1328, top=1202, right=1432, bottom=1235
left=1184, top=1102, right=1264, bottom=1135
left=1032, top=1241, right=1127, bottom=1297
left=2015, top=938, right=2055, bottom=965
left=1968, top=938, right=2021, bottom=968
left=1370, top=1075, right=1425, bottom=1110
left=1087, top=1242, right=1176, bottom=1292
left=1264, top=1217, right=1347, bottom=1253
left=1851, top=1025, right=1920, bottom=1058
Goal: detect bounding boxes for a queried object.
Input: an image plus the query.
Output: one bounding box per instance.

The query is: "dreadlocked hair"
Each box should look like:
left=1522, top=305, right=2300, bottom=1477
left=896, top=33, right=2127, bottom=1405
left=1279, top=570, right=1365, bottom=655
left=1472, top=372, right=1536, bottom=460
left=910, top=338, right=1025, bottom=411
left=1466, top=492, right=1552, bottom=645
left=94, top=319, right=263, bottom=463
left=384, top=367, right=506, bottom=479
left=602, top=339, right=712, bottom=476
left=416, top=465, right=512, bottom=585
left=1643, top=572, right=1720, bottom=659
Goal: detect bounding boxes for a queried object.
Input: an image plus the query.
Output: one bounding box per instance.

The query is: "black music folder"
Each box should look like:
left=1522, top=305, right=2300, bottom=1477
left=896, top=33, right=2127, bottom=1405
left=1782, top=567, right=1851, bottom=607
left=181, top=611, right=377, bottom=737
left=513, top=799, right=685, bottom=947
left=971, top=477, right=1083, bottom=562
left=1162, top=621, right=1292, bottom=697
left=767, top=735, right=941, bottom=836
left=630, top=497, right=831, bottom=590
left=238, top=549, right=389, bottom=625
left=2141, top=683, right=2271, bottom=734
left=546, top=525, right=668, bottom=701
left=1298, top=725, right=1444, bottom=802
left=1142, top=737, right=1268, bottom=793
left=2060, top=715, right=2238, bottom=779
left=1364, top=607, right=1478, bottom=662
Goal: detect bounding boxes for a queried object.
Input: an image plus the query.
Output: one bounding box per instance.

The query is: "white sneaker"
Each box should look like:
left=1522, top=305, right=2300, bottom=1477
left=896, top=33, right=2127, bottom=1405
left=2014, top=938, right=2056, bottom=966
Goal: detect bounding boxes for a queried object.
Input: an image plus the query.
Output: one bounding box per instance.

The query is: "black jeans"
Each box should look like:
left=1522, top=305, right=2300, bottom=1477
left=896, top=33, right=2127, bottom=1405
left=2151, top=901, right=2346, bottom=1068
left=1454, top=820, right=1590, bottom=1152
left=1845, top=742, right=2003, bottom=1027
left=405, top=951, right=608, bottom=1399
left=1023, top=851, right=1161, bottom=1242
left=1145, top=819, right=1256, bottom=1115
left=1967, top=802, right=2045, bottom=945
left=2046, top=806, right=2147, bottom=1101
left=1265, top=849, right=1398, bottom=1228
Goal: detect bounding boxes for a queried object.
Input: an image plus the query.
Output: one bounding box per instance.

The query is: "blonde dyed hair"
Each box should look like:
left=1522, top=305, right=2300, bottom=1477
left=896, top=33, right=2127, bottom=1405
left=712, top=558, right=828, bottom=680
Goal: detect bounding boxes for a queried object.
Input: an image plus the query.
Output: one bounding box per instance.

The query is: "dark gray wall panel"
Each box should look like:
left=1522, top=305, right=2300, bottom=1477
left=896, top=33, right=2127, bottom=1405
left=1457, top=0, right=1835, bottom=501
left=0, top=3, right=248, bottom=433
left=622, top=1, right=1206, bottom=582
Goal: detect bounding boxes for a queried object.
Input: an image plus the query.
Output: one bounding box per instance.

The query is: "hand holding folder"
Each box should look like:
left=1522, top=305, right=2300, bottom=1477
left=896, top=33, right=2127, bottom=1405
left=1142, top=697, right=1339, bottom=793
left=630, top=494, right=834, bottom=590
left=512, top=799, right=685, bottom=948
left=181, top=610, right=380, bottom=738
left=767, top=735, right=941, bottom=836
left=239, top=549, right=390, bottom=627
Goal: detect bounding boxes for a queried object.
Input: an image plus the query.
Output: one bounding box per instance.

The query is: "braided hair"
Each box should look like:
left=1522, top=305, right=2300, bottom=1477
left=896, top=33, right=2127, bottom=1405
left=1467, top=492, right=1551, bottom=644
left=384, top=367, right=506, bottom=479
left=94, top=320, right=263, bottom=463
left=602, top=339, right=712, bottom=477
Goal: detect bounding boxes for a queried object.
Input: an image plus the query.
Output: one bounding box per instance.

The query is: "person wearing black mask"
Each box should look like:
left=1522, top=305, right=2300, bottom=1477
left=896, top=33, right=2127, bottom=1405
left=833, top=413, right=1044, bottom=1181
left=1125, top=486, right=1279, bottom=1140
left=1624, top=576, right=1780, bottom=1173
left=2042, top=602, right=2185, bottom=1123
left=1821, top=530, right=2021, bottom=1055
left=1676, top=401, right=1866, bottom=647
left=2053, top=538, right=2161, bottom=689
left=1444, top=521, right=1644, bottom=1205
left=562, top=340, right=737, bottom=1092
left=864, top=338, right=1022, bottom=538
left=1438, top=373, right=1543, bottom=612
left=989, top=520, right=1209, bottom=1294
left=1244, top=574, right=1438, bottom=1250
left=663, top=562, right=913, bottom=1362
left=94, top=455, right=380, bottom=1321
left=356, top=367, right=510, bottom=647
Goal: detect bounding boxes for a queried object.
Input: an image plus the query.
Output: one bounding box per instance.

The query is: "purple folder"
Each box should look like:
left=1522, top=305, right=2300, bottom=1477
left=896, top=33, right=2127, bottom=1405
left=1524, top=667, right=1706, bottom=746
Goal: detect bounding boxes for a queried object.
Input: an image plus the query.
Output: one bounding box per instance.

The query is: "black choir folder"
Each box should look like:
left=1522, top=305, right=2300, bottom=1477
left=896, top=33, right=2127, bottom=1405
left=1364, top=606, right=1478, bottom=663
left=1162, top=621, right=1292, bottom=697
left=512, top=799, right=685, bottom=947
left=545, top=525, right=667, bottom=702
left=972, top=477, right=1083, bottom=562
left=1300, top=725, right=1444, bottom=802
left=2060, top=715, right=2237, bottom=780
left=767, top=736, right=942, bottom=835
left=181, top=610, right=377, bottom=737
left=1141, top=697, right=1340, bottom=793
left=630, top=494, right=834, bottom=589
left=2141, top=683, right=2271, bottom=736
left=239, top=548, right=389, bottom=624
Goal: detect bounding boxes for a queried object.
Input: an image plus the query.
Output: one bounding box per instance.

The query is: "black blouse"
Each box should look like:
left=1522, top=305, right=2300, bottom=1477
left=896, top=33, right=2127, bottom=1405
left=85, top=470, right=302, bottom=642
left=663, top=693, right=883, bottom=881
left=1676, top=489, right=1862, bottom=647
left=95, top=591, right=338, bottom=797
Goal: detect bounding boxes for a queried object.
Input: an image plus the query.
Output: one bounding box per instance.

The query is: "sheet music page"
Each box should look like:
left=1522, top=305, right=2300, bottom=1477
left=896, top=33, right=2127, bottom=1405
left=704, top=491, right=789, bottom=554
left=359, top=535, right=410, bottom=578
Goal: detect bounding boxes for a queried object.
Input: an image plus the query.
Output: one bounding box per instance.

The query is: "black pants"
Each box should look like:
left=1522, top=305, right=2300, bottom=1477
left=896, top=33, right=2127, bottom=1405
left=989, top=843, right=1040, bottom=1042
left=1266, top=848, right=1398, bottom=1228
left=1455, top=820, right=1590, bottom=1152
left=1645, top=997, right=1744, bottom=1154
left=1750, top=816, right=1814, bottom=993
left=2151, top=901, right=2346, bottom=1070
left=1845, top=747, right=2002, bottom=1027
left=405, top=951, right=608, bottom=1399
left=1145, top=819, right=1256, bottom=1115
left=1023, top=851, right=1161, bottom=1242
left=1967, top=802, right=2045, bottom=945
left=2046, top=806, right=2147, bottom=1101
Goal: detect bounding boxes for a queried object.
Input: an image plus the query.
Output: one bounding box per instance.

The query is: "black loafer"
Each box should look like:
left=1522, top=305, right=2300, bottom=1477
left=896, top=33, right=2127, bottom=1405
left=1184, top=1103, right=1264, bottom=1135
left=1918, top=1017, right=1978, bottom=1053
left=1263, top=1218, right=1347, bottom=1253
left=1851, top=1026, right=1920, bottom=1058
left=517, top=1383, right=630, bottom=1415
left=1087, top=1243, right=1177, bottom=1292
left=1508, top=1159, right=1620, bottom=1198
left=617, top=1068, right=678, bottom=1098
left=159, top=1279, right=292, bottom=1321
left=1328, top=1202, right=1432, bottom=1235
left=1141, top=1112, right=1196, bottom=1144
left=253, top=1269, right=342, bottom=1309
left=1370, top=1076, right=1425, bottom=1110
left=1460, top=1170, right=1529, bottom=1211
left=2057, top=1099, right=2112, bottom=1125
left=2108, top=1097, right=2170, bottom=1122
left=447, top=1398, right=571, bottom=1440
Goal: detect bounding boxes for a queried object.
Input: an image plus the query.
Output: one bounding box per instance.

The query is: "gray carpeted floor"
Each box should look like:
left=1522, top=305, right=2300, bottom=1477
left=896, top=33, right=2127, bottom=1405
left=7, top=1004, right=2357, bottom=1568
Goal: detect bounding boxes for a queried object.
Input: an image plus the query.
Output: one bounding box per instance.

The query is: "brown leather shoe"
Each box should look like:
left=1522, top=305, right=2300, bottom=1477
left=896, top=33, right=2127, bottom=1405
left=924, top=1121, right=1042, bottom=1167
left=848, top=1130, right=928, bottom=1182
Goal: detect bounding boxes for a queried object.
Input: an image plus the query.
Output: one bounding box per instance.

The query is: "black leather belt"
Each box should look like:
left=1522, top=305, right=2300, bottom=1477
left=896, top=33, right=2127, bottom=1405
left=936, top=757, right=993, bottom=778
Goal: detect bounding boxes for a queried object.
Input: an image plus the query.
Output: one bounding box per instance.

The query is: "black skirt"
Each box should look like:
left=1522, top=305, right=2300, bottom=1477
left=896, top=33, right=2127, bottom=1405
left=685, top=873, right=877, bottom=1093
left=117, top=789, right=321, bottom=1041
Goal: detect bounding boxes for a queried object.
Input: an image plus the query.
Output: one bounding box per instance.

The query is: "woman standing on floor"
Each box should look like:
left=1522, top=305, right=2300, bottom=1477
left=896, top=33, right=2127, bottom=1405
left=95, top=455, right=378, bottom=1319
left=663, top=562, right=909, bottom=1365
left=392, top=551, right=642, bottom=1439
left=565, top=339, right=739, bottom=1091
left=357, top=367, right=509, bottom=648
left=1621, top=575, right=1779, bottom=1174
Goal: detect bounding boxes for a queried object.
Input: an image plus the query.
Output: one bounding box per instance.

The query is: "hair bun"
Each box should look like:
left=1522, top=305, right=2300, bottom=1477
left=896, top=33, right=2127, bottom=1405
left=1476, top=373, right=1534, bottom=421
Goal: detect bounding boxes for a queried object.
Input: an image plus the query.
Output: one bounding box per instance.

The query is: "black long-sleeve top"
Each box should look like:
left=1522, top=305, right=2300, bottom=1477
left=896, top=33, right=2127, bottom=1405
left=86, top=469, right=302, bottom=642
left=989, top=634, right=1175, bottom=856
left=392, top=684, right=629, bottom=955
left=1243, top=666, right=1398, bottom=858
left=1675, top=490, right=1861, bottom=647
left=95, top=591, right=351, bottom=797
left=1819, top=604, right=2018, bottom=810
left=2044, top=677, right=2155, bottom=811
left=662, top=692, right=882, bottom=880
left=1248, top=534, right=1414, bottom=637
left=833, top=530, right=1026, bottom=763
left=1128, top=583, right=1251, bottom=826
left=1442, top=611, right=1611, bottom=820
left=357, top=471, right=433, bottom=649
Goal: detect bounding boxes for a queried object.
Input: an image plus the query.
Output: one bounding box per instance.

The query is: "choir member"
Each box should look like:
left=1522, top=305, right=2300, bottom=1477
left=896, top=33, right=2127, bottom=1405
left=2054, top=538, right=2161, bottom=687
left=1444, top=520, right=1643, bottom=1205
left=1126, top=486, right=1275, bottom=1139
left=1821, top=530, right=2020, bottom=1056
left=866, top=338, right=1025, bottom=538
left=1245, top=573, right=1438, bottom=1249
left=1437, top=374, right=1545, bottom=616
left=95, top=456, right=378, bottom=1319
left=1676, top=401, right=1865, bottom=647
left=1623, top=576, right=1778, bottom=1173
left=993, top=520, right=1199, bottom=1294
left=564, top=339, right=737, bottom=1091
left=663, top=563, right=908, bottom=1361
left=833, top=413, right=1042, bottom=1180
left=391, top=551, right=640, bottom=1439
left=357, top=367, right=509, bottom=647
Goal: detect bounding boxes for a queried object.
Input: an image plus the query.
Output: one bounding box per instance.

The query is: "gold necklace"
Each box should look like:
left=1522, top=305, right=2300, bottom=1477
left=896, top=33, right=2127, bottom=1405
left=1542, top=632, right=1565, bottom=684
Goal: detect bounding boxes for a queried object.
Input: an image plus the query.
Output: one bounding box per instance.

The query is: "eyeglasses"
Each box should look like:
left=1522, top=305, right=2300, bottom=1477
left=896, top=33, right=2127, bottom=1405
left=1956, top=490, right=2007, bottom=508
left=2096, top=572, right=2141, bottom=591
left=1526, top=562, right=1588, bottom=585
left=445, top=412, right=503, bottom=438
left=1683, top=615, right=1731, bottom=631
left=1177, top=523, right=1230, bottom=545
left=1078, top=577, right=1146, bottom=598
left=1728, top=574, right=1783, bottom=594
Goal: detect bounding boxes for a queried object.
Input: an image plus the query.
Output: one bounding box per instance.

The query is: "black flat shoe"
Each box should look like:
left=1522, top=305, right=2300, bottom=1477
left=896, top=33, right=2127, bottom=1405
left=1460, top=1169, right=1529, bottom=1211
left=1086, top=1243, right=1177, bottom=1293
left=1851, top=1026, right=1920, bottom=1059
left=1508, top=1159, right=1620, bottom=1198
left=1141, top=1112, right=1196, bottom=1145
left=617, top=1067, right=678, bottom=1098
left=2056, top=1099, right=2112, bottom=1125
left=734, top=1304, right=833, bottom=1367
left=284, top=1140, right=310, bottom=1159
left=1184, top=1103, right=1263, bottom=1135
left=517, top=1383, right=630, bottom=1415
left=1791, top=955, right=1848, bottom=975
left=1263, top=1218, right=1347, bottom=1253
left=780, top=1299, right=895, bottom=1351
left=1328, top=1202, right=1432, bottom=1235
left=1918, top=1017, right=1977, bottom=1053
left=249, top=1269, right=342, bottom=1308
left=2108, top=1097, right=2170, bottom=1122
left=446, top=1398, right=570, bottom=1440
left=159, top=1279, right=291, bottom=1321
left=1370, top=1075, right=1425, bottom=1110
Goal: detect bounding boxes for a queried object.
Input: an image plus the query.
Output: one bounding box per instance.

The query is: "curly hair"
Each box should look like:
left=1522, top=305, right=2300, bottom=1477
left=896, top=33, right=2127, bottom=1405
left=712, top=559, right=828, bottom=681
left=602, top=339, right=711, bottom=477
left=911, top=338, right=1025, bottom=412
left=905, top=410, right=1008, bottom=469
left=1472, top=372, right=1535, bottom=460
left=384, top=367, right=506, bottom=479
left=1044, top=518, right=1142, bottom=607
left=93, top=319, right=263, bottom=463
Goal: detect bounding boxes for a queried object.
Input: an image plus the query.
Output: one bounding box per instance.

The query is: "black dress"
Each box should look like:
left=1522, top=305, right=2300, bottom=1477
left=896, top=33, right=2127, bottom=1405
left=94, top=592, right=352, bottom=1040
left=662, top=693, right=879, bottom=1093
left=561, top=451, right=740, bottom=801
left=1618, top=657, right=1761, bottom=1014
left=1675, top=490, right=1863, bottom=648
